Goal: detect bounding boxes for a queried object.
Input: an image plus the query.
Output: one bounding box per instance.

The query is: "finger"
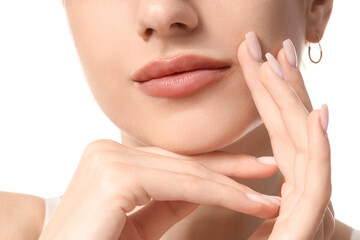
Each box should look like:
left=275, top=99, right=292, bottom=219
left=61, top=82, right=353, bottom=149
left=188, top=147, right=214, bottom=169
left=238, top=32, right=295, bottom=183
left=284, top=107, right=331, bottom=239
left=259, top=53, right=310, bottom=189
left=276, top=41, right=313, bottom=113
left=110, top=148, right=278, bottom=197
left=196, top=152, right=279, bottom=179
left=259, top=52, right=309, bottom=154
left=122, top=165, right=281, bottom=219
left=135, top=147, right=279, bottom=179
left=276, top=44, right=315, bottom=190
left=121, top=165, right=280, bottom=240
left=128, top=200, right=198, bottom=240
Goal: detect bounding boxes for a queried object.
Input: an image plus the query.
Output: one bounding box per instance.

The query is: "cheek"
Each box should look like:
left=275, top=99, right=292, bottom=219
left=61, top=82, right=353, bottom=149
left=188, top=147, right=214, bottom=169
left=64, top=1, right=146, bottom=123
left=207, top=0, right=303, bottom=57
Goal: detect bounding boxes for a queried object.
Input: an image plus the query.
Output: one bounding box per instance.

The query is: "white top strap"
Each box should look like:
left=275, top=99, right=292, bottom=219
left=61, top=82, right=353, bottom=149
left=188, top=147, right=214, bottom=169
left=42, top=196, right=62, bottom=231
left=351, top=228, right=360, bottom=240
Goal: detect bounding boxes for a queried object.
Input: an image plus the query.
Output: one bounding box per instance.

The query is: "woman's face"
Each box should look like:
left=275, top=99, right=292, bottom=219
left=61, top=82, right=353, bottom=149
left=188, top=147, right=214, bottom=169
left=63, top=0, right=307, bottom=154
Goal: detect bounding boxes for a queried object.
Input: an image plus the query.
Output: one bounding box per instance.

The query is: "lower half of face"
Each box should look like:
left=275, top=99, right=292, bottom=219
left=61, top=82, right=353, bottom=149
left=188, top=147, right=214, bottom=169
left=64, top=0, right=305, bottom=154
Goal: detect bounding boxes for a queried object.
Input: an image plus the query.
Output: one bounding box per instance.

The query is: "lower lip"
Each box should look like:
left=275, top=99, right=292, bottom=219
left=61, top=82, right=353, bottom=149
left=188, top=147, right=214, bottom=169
left=134, top=67, right=230, bottom=98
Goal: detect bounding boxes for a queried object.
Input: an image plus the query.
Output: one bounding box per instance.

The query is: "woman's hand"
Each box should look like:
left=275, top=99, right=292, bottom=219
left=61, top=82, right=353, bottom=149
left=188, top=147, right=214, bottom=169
left=39, top=139, right=281, bottom=240
left=238, top=32, right=335, bottom=240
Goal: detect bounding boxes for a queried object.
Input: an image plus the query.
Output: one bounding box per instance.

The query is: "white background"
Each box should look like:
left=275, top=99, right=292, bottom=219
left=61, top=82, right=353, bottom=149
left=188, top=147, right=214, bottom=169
left=1, top=0, right=359, bottom=230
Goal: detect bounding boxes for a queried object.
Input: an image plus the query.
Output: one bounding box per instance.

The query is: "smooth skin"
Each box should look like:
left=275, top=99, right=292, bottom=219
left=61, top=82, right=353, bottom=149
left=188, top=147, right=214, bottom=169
left=3, top=33, right=346, bottom=240
left=1, top=34, right=344, bottom=240
left=1, top=0, right=357, bottom=239
left=37, top=33, right=335, bottom=240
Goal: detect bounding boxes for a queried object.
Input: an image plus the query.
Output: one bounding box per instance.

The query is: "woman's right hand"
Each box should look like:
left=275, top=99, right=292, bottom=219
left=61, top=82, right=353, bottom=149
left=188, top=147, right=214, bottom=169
left=39, top=139, right=281, bottom=240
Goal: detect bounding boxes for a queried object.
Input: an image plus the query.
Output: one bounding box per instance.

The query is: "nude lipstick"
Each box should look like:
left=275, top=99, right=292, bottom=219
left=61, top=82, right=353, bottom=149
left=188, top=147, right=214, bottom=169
left=132, top=54, right=231, bottom=98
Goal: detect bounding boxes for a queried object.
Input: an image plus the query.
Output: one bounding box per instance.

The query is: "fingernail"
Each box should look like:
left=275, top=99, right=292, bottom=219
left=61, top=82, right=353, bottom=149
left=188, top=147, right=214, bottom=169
left=320, top=104, right=329, bottom=132
left=283, top=39, right=298, bottom=68
left=245, top=31, right=263, bottom=62
left=265, top=53, right=285, bottom=80
left=257, top=156, right=277, bottom=165
left=245, top=193, right=271, bottom=205
left=261, top=194, right=282, bottom=206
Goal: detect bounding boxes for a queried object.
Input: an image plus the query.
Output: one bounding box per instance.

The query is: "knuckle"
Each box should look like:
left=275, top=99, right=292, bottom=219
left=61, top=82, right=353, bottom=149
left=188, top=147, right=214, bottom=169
left=86, top=148, right=114, bottom=169
left=97, top=160, right=134, bottom=185
left=80, top=153, right=134, bottom=194
left=179, top=173, right=197, bottom=186
left=82, top=140, right=127, bottom=167
left=185, top=161, right=207, bottom=176
left=97, top=160, right=119, bottom=178
left=97, top=162, right=138, bottom=202
left=177, top=174, right=201, bottom=196
left=75, top=140, right=144, bottom=213
left=85, top=139, right=122, bottom=154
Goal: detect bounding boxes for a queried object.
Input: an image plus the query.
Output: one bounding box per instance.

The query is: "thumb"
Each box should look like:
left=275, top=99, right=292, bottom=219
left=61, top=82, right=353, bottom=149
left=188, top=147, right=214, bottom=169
left=126, top=200, right=198, bottom=239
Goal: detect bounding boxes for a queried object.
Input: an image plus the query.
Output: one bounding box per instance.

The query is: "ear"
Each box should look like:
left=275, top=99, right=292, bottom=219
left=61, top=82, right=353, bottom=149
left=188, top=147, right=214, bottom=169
left=305, top=0, right=334, bottom=42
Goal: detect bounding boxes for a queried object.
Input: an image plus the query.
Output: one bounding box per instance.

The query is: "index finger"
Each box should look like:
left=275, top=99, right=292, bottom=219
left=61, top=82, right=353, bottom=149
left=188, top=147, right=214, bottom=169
left=237, top=32, right=295, bottom=183
left=134, top=146, right=279, bottom=179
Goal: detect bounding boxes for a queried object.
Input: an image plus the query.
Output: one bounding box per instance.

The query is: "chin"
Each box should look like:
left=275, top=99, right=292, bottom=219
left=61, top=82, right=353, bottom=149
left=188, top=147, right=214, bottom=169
left=146, top=117, right=260, bottom=156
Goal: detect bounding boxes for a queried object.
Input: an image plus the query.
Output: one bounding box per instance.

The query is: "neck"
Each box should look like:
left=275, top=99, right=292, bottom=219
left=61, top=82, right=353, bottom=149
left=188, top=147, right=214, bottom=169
left=121, top=123, right=283, bottom=239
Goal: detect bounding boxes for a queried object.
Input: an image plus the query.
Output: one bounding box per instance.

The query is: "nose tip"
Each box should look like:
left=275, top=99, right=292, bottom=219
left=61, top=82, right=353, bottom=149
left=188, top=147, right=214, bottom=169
left=136, top=2, right=199, bottom=40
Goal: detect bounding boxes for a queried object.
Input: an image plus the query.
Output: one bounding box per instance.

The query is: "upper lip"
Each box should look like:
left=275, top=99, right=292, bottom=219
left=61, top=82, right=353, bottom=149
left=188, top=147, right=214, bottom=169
left=132, top=54, right=231, bottom=82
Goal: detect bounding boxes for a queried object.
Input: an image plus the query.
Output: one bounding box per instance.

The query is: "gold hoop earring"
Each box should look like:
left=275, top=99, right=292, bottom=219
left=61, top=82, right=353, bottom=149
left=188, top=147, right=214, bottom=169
left=308, top=41, right=322, bottom=64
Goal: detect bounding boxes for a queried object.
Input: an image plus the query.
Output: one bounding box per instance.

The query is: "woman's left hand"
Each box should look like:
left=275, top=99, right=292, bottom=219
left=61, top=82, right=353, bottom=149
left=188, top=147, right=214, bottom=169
left=237, top=32, right=335, bottom=240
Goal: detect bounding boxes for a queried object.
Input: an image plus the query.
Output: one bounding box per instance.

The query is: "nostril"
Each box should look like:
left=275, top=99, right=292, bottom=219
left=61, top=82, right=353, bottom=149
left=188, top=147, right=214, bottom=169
left=145, top=28, right=153, bottom=36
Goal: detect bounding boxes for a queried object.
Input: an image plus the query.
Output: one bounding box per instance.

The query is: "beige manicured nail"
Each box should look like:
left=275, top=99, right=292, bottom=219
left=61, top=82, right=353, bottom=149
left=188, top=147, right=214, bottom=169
left=245, top=31, right=263, bottom=62
left=320, top=104, right=329, bottom=132
left=283, top=39, right=298, bottom=68
left=261, top=194, right=282, bottom=206
left=257, top=156, right=277, bottom=165
left=245, top=193, right=271, bottom=205
left=265, top=53, right=285, bottom=80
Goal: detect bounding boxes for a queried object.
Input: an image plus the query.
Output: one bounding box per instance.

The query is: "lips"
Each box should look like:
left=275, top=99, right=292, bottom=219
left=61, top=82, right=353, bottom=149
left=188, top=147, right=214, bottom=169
left=132, top=54, right=231, bottom=82
left=132, top=54, right=231, bottom=97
